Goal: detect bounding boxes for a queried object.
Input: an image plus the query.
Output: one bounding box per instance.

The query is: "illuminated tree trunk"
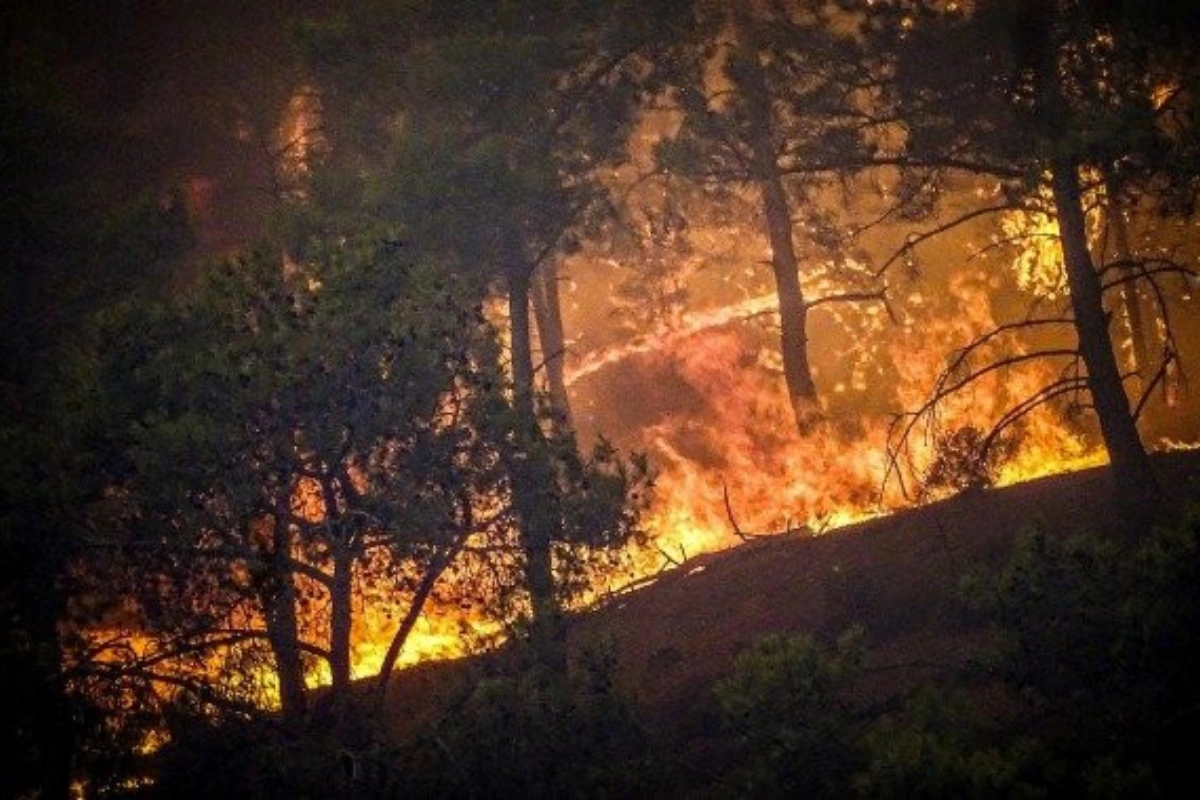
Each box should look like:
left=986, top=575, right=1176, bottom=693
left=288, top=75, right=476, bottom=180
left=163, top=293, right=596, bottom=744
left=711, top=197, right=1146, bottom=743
left=532, top=261, right=574, bottom=432
left=1050, top=159, right=1158, bottom=520
left=759, top=169, right=819, bottom=431
left=735, top=21, right=820, bottom=433
left=1106, top=188, right=1152, bottom=379
left=266, top=513, right=307, bottom=724
left=508, top=264, right=564, bottom=670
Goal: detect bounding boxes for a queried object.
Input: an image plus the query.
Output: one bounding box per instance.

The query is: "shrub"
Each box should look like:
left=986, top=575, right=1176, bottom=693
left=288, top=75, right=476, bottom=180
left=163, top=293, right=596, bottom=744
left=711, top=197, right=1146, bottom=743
left=713, top=627, right=865, bottom=798
left=921, top=426, right=1017, bottom=499
left=854, top=687, right=1046, bottom=800
left=969, top=507, right=1200, bottom=793
left=393, top=643, right=652, bottom=798
left=152, top=713, right=354, bottom=799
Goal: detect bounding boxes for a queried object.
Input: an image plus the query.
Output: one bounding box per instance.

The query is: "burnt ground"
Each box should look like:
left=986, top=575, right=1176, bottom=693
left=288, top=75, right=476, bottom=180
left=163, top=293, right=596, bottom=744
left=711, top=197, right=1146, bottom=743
left=385, top=449, right=1200, bottom=786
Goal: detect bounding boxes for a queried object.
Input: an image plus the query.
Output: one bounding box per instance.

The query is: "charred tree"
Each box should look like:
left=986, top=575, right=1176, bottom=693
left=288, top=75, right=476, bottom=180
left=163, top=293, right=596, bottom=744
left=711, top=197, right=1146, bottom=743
left=1025, top=0, right=1159, bottom=519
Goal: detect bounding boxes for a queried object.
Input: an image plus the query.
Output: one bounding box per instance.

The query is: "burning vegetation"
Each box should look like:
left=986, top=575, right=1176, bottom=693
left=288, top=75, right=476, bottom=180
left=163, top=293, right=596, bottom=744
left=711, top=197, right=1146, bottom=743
left=4, top=0, right=1200, bottom=795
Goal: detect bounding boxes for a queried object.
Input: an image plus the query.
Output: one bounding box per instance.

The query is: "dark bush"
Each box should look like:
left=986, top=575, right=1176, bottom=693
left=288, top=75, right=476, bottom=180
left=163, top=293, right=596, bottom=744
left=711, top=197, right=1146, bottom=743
left=854, top=686, right=1046, bottom=799
left=392, top=642, right=653, bottom=798
left=152, top=714, right=351, bottom=799
left=967, top=507, right=1200, bottom=793
left=921, top=426, right=1017, bottom=499
left=713, top=627, right=865, bottom=798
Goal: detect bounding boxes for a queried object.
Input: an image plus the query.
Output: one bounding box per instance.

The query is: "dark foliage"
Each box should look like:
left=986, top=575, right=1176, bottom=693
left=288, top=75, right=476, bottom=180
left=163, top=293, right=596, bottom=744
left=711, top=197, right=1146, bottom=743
left=921, top=426, right=1019, bottom=499
left=977, top=508, right=1200, bottom=792
left=713, top=627, right=865, bottom=797
left=702, top=501, right=1200, bottom=798
left=152, top=711, right=363, bottom=799
left=389, top=642, right=654, bottom=798
left=854, top=687, right=1048, bottom=799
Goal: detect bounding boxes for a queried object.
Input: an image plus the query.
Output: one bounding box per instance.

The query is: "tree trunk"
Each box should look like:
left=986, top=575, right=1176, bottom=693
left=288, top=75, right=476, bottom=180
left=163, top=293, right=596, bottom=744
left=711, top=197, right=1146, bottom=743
left=761, top=172, right=819, bottom=430
left=373, top=550, right=452, bottom=705
left=508, top=264, right=564, bottom=671
left=734, top=19, right=820, bottom=433
left=266, top=512, right=307, bottom=725
left=329, top=538, right=353, bottom=696
left=1106, top=188, right=1152, bottom=380
left=1029, top=2, right=1158, bottom=527
left=531, top=261, right=574, bottom=433
left=1050, top=159, right=1159, bottom=522
left=28, top=589, right=73, bottom=800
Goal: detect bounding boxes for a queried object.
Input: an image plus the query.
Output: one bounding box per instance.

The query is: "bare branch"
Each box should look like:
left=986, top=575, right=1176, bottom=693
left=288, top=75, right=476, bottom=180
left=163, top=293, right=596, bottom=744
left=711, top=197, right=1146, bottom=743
left=983, top=377, right=1090, bottom=455
left=882, top=310, right=1086, bottom=499
left=724, top=483, right=760, bottom=542
left=778, top=154, right=1026, bottom=180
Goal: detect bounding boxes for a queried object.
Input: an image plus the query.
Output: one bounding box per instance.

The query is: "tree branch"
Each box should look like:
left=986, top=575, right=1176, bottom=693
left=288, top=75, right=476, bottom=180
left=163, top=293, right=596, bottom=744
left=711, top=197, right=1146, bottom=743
left=872, top=202, right=1017, bottom=278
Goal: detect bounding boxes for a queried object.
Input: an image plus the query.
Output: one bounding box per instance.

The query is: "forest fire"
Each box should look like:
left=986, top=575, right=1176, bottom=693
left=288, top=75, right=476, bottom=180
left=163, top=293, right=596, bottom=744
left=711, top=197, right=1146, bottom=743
left=563, top=273, right=1108, bottom=578
left=66, top=241, right=1123, bottom=721
left=8, top=1, right=1200, bottom=795
left=336, top=231, right=1128, bottom=675
left=68, top=170, right=1191, bottom=723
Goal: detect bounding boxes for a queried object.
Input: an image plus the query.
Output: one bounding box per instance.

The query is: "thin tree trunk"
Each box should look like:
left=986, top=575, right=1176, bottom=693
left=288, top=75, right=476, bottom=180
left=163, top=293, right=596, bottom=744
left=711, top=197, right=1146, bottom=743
left=531, top=261, right=574, bottom=432
left=1106, top=188, right=1151, bottom=379
left=761, top=172, right=819, bottom=430
left=508, top=264, right=564, bottom=671
left=266, top=511, right=307, bottom=725
left=734, top=18, right=820, bottom=433
left=373, top=546, right=455, bottom=705
left=30, top=591, right=73, bottom=799
left=329, top=539, right=353, bottom=696
left=1050, top=159, right=1159, bottom=522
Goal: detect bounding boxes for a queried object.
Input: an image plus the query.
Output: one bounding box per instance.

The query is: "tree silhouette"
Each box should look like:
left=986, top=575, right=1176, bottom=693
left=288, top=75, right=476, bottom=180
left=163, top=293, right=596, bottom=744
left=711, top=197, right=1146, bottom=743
left=656, top=0, right=890, bottom=432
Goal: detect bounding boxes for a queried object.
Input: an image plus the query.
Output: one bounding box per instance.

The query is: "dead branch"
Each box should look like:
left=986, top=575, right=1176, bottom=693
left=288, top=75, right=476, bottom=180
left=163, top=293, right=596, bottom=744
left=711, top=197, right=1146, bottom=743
left=982, top=377, right=1090, bottom=456
left=724, top=483, right=765, bottom=542
left=655, top=540, right=689, bottom=568
left=882, top=313, right=1089, bottom=500
left=1109, top=255, right=1191, bottom=398
left=1132, top=347, right=1179, bottom=420
left=78, top=661, right=261, bottom=718
left=723, top=483, right=812, bottom=540
left=1100, top=258, right=1198, bottom=289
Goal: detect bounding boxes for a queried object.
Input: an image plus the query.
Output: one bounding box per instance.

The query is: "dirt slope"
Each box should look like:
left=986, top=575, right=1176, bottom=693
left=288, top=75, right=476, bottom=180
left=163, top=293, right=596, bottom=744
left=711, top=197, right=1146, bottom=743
left=565, top=450, right=1200, bottom=766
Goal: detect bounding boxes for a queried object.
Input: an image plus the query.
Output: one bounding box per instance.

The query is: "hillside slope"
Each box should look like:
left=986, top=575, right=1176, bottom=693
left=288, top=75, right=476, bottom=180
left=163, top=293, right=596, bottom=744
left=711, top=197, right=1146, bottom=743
left=564, top=450, right=1200, bottom=775
left=382, top=450, right=1200, bottom=788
